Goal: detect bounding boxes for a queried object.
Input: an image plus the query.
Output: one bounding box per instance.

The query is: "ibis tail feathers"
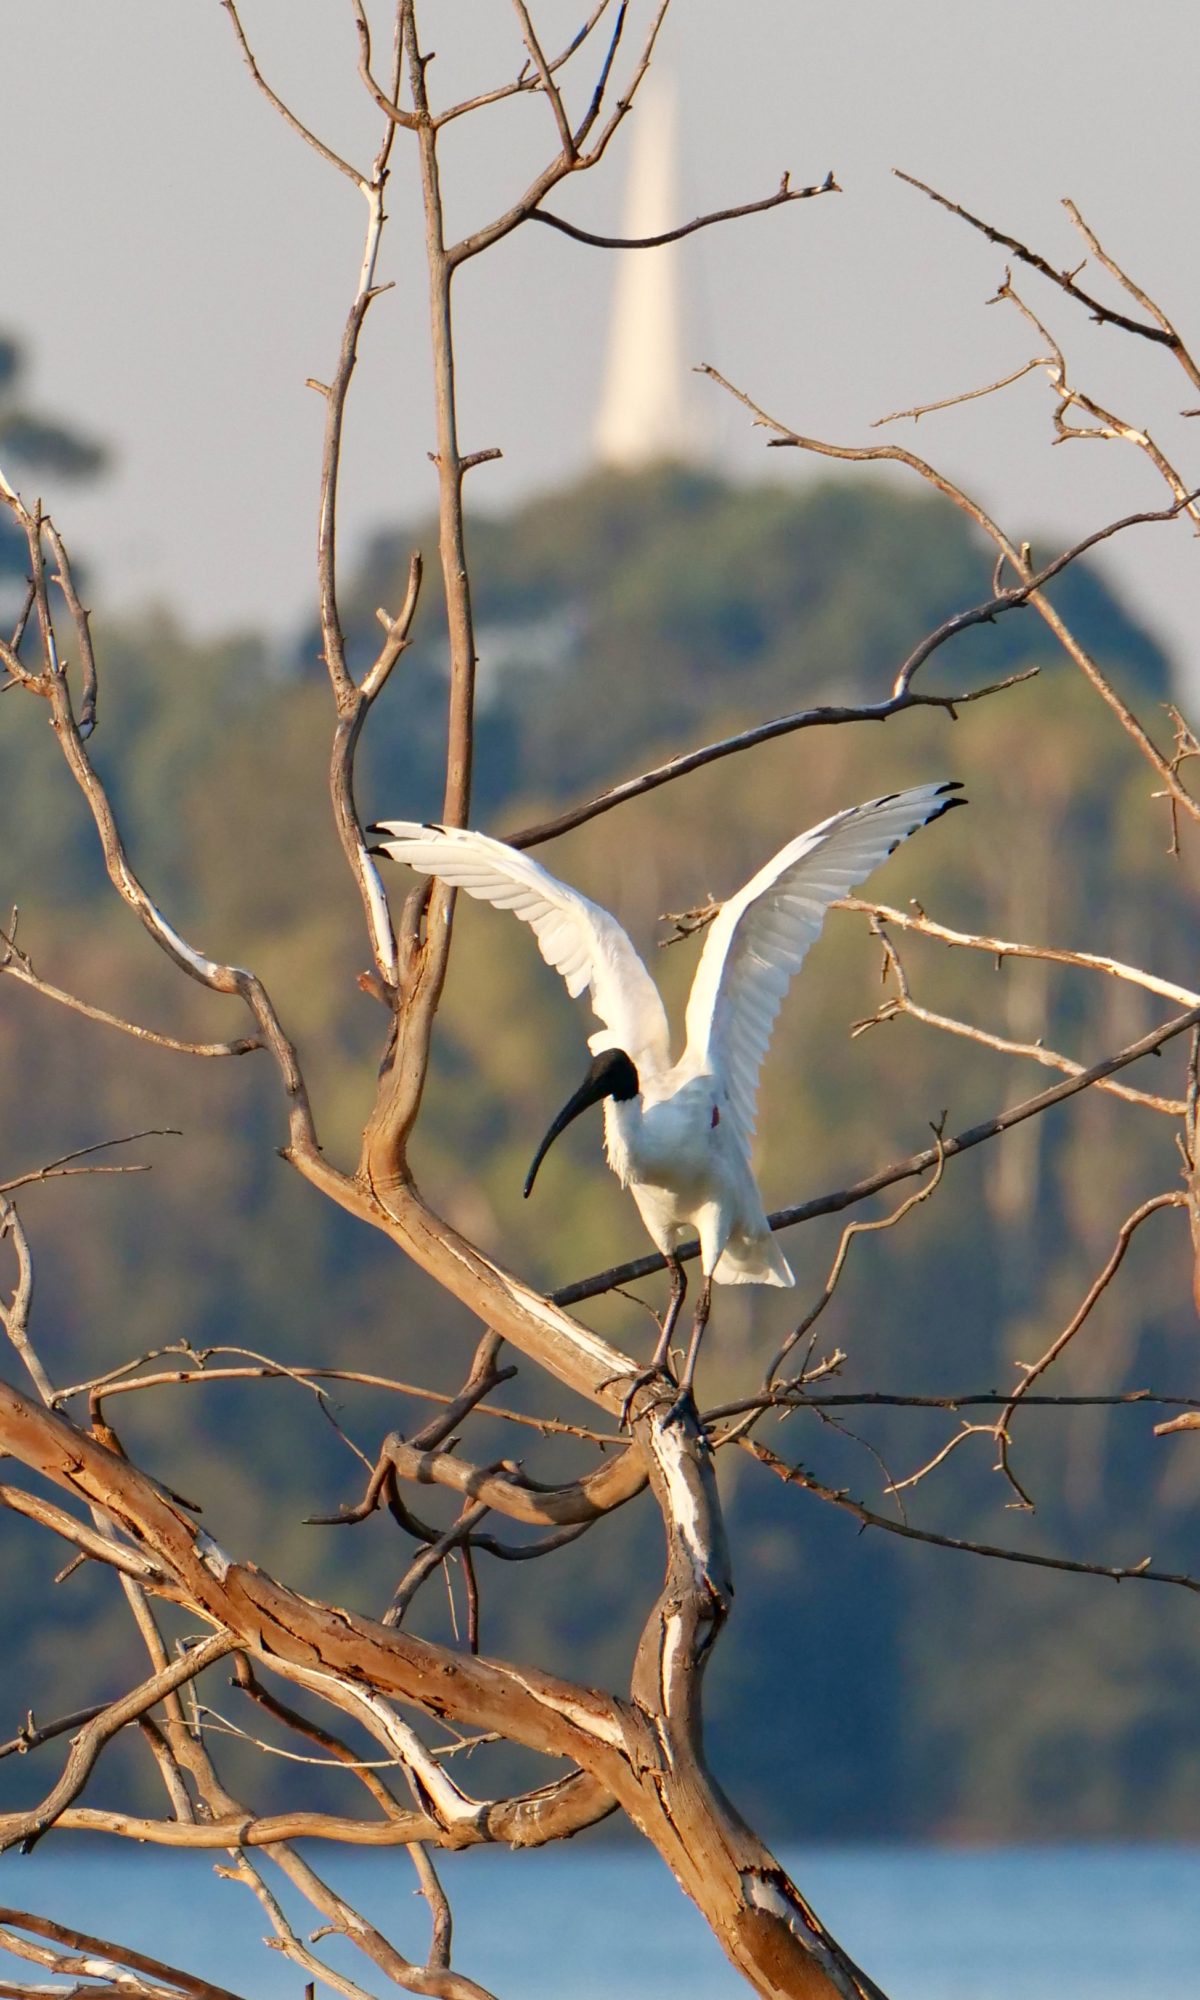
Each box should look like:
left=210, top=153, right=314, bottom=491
left=712, top=1231, right=793, bottom=1287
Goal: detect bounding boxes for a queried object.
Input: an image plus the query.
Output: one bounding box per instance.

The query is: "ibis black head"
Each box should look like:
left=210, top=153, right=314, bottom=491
left=523, top=1048, right=639, bottom=1199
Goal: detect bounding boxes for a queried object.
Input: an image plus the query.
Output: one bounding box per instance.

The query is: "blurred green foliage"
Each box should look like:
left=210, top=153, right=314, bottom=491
left=3, top=466, right=1198, bottom=1841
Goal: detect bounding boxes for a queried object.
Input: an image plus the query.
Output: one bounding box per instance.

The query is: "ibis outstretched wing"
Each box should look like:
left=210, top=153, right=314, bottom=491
left=683, top=783, right=964, bottom=1154
left=369, top=822, right=671, bottom=1075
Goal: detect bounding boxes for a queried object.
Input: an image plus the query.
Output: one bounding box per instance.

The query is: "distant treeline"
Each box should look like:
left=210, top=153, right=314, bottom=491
left=3, top=466, right=1196, bottom=1840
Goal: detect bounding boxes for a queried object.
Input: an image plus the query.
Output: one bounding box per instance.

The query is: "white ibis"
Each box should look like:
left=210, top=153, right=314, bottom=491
left=369, top=781, right=963, bottom=1419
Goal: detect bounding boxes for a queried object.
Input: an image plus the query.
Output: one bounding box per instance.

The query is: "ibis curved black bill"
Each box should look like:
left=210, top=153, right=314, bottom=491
left=523, top=1048, right=639, bottom=1199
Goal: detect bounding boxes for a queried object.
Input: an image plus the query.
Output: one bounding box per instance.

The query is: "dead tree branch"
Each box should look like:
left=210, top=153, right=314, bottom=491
left=319, top=1430, right=647, bottom=1529
left=556, top=1001, right=1200, bottom=1303
left=504, top=488, right=1192, bottom=850
left=700, top=364, right=1200, bottom=830
left=853, top=921, right=1185, bottom=1114
left=840, top=897, right=1200, bottom=1011
left=0, top=1909, right=246, bottom=2000
left=994, top=1191, right=1187, bottom=1508
left=745, top=1438, right=1200, bottom=1594
left=529, top=170, right=838, bottom=249
left=0, top=1632, right=237, bottom=1853
left=894, top=170, right=1200, bottom=393
left=0, top=924, right=262, bottom=1056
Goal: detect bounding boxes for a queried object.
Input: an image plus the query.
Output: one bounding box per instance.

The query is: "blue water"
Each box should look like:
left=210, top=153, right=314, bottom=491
left=3, top=1844, right=1197, bottom=1997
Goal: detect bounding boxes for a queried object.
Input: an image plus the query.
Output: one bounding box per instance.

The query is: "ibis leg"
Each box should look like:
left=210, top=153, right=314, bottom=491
left=662, top=1276, right=713, bottom=1428
left=650, top=1255, right=688, bottom=1371
left=617, top=1256, right=688, bottom=1426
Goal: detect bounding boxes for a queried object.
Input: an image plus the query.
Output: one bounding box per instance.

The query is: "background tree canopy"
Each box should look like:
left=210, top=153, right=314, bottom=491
left=4, top=463, right=1195, bottom=1841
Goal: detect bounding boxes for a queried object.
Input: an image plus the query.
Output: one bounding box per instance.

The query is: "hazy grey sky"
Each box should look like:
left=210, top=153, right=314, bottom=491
left=3, top=4, right=1198, bottom=683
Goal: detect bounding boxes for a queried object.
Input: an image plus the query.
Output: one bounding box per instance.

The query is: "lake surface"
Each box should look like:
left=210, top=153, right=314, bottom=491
left=3, top=1843, right=1197, bottom=1997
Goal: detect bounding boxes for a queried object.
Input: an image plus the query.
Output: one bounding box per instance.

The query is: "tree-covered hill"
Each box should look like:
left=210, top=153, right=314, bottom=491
left=323, top=465, right=1169, bottom=823
left=4, top=465, right=1197, bottom=1840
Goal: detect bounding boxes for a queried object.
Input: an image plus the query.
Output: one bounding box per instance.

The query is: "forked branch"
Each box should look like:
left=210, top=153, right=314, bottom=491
left=556, top=1001, right=1200, bottom=1303
left=700, top=364, right=1200, bottom=830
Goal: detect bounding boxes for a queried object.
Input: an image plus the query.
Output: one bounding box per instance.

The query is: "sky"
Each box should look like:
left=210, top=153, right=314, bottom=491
left=2, top=3, right=1198, bottom=687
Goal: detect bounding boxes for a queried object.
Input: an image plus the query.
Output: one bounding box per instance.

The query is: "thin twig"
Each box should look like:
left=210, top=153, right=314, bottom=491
left=383, top=1500, right=490, bottom=1627
left=0, top=1129, right=179, bottom=1198
left=708, top=1387, right=1200, bottom=1422
left=220, top=1, right=366, bottom=185
left=774, top=1140, right=948, bottom=1385
left=506, top=485, right=1189, bottom=850
left=853, top=922, right=1184, bottom=1115
left=0, top=1198, right=53, bottom=1404
left=995, top=1191, right=1186, bottom=1507
left=446, top=1, right=672, bottom=269
left=0, top=1632, right=236, bottom=1853
left=745, top=1438, right=1200, bottom=1594
left=700, top=362, right=1200, bottom=830
left=874, top=355, right=1054, bottom=426
left=0, top=1701, right=108, bottom=1762
left=529, top=170, right=838, bottom=249
left=511, top=0, right=576, bottom=159
left=841, top=896, right=1200, bottom=1011
left=0, top=929, right=262, bottom=1056
left=0, top=1910, right=246, bottom=2000
left=435, top=1, right=613, bottom=126
left=554, top=1001, right=1200, bottom=1302
left=894, top=170, right=1197, bottom=384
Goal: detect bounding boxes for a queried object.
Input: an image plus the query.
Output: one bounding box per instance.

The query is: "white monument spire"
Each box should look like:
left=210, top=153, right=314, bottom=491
left=593, top=75, right=697, bottom=466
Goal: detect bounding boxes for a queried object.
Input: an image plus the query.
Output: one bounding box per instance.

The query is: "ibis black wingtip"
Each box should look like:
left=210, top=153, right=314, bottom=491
left=926, top=783, right=967, bottom=826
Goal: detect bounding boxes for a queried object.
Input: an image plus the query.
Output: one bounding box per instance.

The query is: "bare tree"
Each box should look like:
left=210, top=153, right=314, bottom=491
left=2, top=8, right=1200, bottom=1998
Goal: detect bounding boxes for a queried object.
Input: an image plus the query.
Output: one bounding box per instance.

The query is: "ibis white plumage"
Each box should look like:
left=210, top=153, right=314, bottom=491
left=369, top=781, right=964, bottom=1419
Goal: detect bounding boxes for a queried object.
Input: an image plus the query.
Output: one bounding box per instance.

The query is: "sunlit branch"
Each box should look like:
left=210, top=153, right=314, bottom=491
left=0, top=1909, right=245, bottom=2000
left=0, top=1484, right=164, bottom=1584
left=700, top=363, right=1200, bottom=829
left=52, top=1345, right=616, bottom=1441
left=894, top=169, right=1200, bottom=394
left=214, top=1851, right=377, bottom=2000
left=0, top=926, right=262, bottom=1057
left=0, top=1632, right=236, bottom=1854
left=350, top=0, right=418, bottom=131
left=317, top=1428, right=647, bottom=1530
left=746, top=1437, right=1200, bottom=1594
left=840, top=896, right=1200, bottom=1010
left=555, top=1001, right=1200, bottom=1303
left=852, top=921, right=1185, bottom=1115
left=511, top=0, right=576, bottom=159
